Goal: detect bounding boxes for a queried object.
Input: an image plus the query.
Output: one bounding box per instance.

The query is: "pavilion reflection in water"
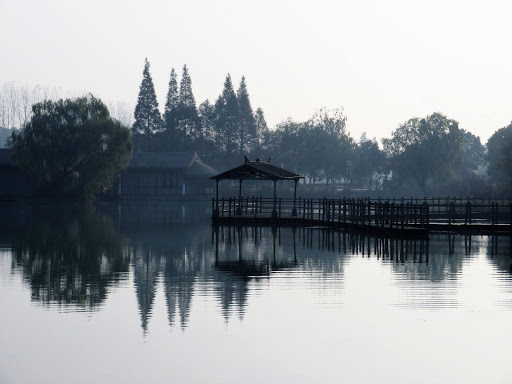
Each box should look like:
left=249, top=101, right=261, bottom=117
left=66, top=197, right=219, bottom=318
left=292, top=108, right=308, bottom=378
left=4, top=201, right=512, bottom=335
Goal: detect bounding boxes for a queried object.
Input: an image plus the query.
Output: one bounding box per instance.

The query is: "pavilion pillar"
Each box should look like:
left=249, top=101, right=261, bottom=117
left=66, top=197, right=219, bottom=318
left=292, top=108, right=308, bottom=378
left=272, top=180, right=278, bottom=218
left=292, top=179, right=298, bottom=216
left=236, top=180, right=243, bottom=215
left=214, top=180, right=219, bottom=217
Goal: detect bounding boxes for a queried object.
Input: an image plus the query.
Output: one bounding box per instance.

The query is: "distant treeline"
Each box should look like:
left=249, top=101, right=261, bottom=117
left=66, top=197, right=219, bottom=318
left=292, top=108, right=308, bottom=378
left=2, top=59, right=512, bottom=197
left=131, top=59, right=511, bottom=196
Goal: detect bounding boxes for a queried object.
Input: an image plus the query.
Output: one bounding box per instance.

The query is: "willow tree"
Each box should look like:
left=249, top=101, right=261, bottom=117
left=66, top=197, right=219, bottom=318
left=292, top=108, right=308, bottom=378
left=11, top=95, right=133, bottom=197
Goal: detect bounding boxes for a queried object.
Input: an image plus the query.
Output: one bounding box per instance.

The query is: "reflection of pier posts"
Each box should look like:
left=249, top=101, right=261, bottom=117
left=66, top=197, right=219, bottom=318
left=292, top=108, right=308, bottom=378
left=272, top=226, right=277, bottom=263
left=464, top=235, right=472, bottom=255
left=215, top=226, right=219, bottom=264
left=293, top=227, right=297, bottom=263
left=237, top=226, right=243, bottom=261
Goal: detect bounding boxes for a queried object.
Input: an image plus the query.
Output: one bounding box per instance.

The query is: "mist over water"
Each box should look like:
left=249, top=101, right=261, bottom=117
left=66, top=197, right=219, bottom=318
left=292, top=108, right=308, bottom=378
left=0, top=201, right=511, bottom=384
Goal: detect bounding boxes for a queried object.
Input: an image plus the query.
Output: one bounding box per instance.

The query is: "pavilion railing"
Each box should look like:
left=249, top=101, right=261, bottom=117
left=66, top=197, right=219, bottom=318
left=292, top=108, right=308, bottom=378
left=212, top=196, right=512, bottom=227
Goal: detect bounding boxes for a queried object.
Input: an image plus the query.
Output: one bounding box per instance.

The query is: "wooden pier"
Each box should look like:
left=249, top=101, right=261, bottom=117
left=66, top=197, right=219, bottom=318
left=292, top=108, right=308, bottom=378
left=212, top=196, right=512, bottom=238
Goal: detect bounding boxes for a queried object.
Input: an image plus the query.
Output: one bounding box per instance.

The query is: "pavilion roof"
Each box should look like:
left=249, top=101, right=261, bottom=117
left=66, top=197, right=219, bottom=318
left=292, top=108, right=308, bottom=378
left=210, top=159, right=303, bottom=181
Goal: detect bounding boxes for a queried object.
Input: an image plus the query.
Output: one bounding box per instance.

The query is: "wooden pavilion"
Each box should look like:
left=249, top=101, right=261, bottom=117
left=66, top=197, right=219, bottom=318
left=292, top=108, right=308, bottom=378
left=210, top=157, right=303, bottom=218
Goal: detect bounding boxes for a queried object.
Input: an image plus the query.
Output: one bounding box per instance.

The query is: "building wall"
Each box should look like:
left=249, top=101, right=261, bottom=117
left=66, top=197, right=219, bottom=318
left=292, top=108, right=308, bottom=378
left=186, top=178, right=215, bottom=195
left=120, top=169, right=187, bottom=197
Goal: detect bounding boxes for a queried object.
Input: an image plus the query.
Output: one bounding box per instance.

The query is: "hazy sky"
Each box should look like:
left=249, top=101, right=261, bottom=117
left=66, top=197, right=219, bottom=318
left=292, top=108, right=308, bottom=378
left=1, top=0, right=511, bottom=142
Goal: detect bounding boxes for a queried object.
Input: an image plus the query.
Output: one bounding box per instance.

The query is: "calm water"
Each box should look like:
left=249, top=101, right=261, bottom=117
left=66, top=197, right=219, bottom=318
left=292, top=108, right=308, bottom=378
left=1, top=201, right=511, bottom=384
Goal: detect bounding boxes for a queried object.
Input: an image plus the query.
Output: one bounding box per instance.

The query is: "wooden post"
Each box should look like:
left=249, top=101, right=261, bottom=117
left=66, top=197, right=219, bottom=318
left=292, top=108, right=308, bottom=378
left=272, top=180, right=277, bottom=218
left=343, top=198, right=347, bottom=225
left=214, top=180, right=220, bottom=217
left=424, top=202, right=429, bottom=232
left=279, top=198, right=282, bottom=218
left=401, top=203, right=404, bottom=230
left=237, top=180, right=243, bottom=215
left=362, top=201, right=366, bottom=226
left=292, top=179, right=298, bottom=216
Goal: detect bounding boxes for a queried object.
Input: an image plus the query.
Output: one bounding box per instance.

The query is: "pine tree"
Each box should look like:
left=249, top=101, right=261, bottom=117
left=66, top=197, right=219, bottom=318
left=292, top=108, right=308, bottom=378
left=177, top=65, right=199, bottom=146
left=132, top=58, right=163, bottom=150
left=179, top=65, right=196, bottom=109
left=214, top=74, right=239, bottom=165
left=162, top=68, right=180, bottom=150
left=198, top=99, right=215, bottom=142
left=164, top=68, right=179, bottom=131
left=236, top=76, right=256, bottom=157
left=254, top=107, right=269, bottom=154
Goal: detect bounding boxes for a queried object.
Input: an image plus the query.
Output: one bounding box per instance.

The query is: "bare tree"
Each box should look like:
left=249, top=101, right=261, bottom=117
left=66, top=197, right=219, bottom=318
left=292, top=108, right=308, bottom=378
left=0, top=82, right=64, bottom=130
left=107, top=101, right=134, bottom=128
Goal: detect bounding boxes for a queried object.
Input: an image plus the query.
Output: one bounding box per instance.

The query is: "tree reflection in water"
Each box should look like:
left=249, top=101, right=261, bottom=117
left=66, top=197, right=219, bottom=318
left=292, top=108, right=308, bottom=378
left=4, top=201, right=511, bottom=333
left=5, top=202, right=129, bottom=311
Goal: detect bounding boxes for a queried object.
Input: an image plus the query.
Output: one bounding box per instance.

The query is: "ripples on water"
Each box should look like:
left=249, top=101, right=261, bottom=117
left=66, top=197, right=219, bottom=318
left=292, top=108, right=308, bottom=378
left=1, top=201, right=511, bottom=383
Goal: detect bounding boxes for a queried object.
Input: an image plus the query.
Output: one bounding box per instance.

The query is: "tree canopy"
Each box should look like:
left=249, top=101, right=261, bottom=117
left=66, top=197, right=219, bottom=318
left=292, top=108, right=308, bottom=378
left=382, top=113, right=464, bottom=194
left=10, top=95, right=133, bottom=197
left=486, top=122, right=512, bottom=192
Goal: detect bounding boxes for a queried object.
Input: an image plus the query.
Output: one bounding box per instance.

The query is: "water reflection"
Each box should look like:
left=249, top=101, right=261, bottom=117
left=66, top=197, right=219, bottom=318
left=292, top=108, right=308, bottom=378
left=2, top=201, right=511, bottom=333
left=487, top=235, right=512, bottom=274
left=3, top=202, right=129, bottom=311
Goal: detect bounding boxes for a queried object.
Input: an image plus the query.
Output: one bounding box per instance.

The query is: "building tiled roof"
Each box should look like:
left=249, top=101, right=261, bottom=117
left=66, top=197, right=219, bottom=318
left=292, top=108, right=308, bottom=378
left=0, top=149, right=217, bottom=178
left=129, top=151, right=218, bottom=178
left=211, top=160, right=303, bottom=181
left=187, top=159, right=218, bottom=178
left=129, top=151, right=199, bottom=169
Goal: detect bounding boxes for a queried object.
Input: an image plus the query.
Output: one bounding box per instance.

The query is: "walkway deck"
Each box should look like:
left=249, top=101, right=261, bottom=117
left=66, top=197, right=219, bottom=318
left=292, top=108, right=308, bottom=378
left=212, top=197, right=512, bottom=238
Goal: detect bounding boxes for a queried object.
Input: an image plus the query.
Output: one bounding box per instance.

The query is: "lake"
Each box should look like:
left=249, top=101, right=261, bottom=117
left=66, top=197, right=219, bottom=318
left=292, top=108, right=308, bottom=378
left=0, top=201, right=511, bottom=384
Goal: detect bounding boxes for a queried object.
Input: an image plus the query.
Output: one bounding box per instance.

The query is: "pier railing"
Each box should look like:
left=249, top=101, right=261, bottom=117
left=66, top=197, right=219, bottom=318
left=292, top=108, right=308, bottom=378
left=212, top=196, right=512, bottom=228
